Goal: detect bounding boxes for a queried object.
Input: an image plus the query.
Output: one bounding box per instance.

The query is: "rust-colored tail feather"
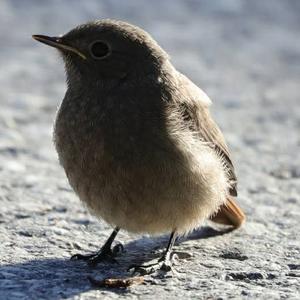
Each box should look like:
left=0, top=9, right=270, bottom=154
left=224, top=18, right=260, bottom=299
left=210, top=197, right=245, bottom=228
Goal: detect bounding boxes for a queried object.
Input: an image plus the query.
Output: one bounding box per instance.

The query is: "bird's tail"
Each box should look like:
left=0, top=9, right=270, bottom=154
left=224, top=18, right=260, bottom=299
left=210, top=197, right=245, bottom=228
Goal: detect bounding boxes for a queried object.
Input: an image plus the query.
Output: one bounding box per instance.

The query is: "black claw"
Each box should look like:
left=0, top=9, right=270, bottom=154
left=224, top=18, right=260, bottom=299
left=160, top=262, right=172, bottom=272
left=70, top=253, right=94, bottom=261
left=112, top=243, right=125, bottom=255
left=71, top=227, right=123, bottom=266
left=70, top=254, right=80, bottom=260
left=71, top=244, right=123, bottom=266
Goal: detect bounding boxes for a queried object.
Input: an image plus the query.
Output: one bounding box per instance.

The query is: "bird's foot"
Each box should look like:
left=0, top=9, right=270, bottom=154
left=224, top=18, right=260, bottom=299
left=71, top=243, right=124, bottom=267
left=128, top=253, right=176, bottom=276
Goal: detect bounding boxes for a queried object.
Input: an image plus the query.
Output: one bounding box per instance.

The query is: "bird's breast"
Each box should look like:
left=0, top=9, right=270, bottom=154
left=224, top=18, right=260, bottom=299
left=53, top=91, right=169, bottom=176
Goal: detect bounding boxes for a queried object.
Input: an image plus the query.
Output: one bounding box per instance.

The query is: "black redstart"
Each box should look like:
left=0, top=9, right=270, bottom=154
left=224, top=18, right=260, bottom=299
left=33, top=19, right=245, bottom=275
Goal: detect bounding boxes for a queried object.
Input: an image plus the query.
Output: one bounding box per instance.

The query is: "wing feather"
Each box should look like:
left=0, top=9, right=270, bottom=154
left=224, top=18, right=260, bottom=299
left=176, top=72, right=237, bottom=196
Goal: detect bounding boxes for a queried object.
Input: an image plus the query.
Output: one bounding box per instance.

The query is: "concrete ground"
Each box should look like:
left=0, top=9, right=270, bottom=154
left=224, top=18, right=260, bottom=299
left=0, top=0, right=299, bottom=299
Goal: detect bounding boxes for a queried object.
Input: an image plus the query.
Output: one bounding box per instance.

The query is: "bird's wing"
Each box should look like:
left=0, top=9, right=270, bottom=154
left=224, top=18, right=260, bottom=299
left=177, top=72, right=237, bottom=196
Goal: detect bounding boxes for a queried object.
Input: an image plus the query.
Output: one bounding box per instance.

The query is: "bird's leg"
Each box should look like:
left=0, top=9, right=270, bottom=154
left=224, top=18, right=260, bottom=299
left=71, top=227, right=123, bottom=266
left=128, top=231, right=177, bottom=275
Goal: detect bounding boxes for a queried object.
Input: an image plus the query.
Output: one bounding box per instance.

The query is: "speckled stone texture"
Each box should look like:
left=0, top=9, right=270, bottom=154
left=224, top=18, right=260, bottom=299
left=0, top=0, right=299, bottom=299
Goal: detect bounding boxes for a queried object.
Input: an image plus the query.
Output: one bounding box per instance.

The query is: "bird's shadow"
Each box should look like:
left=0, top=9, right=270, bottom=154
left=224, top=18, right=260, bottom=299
left=0, top=225, right=233, bottom=299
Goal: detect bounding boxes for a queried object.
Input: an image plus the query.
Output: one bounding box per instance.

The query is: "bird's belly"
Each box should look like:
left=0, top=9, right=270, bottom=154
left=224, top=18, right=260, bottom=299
left=61, top=139, right=229, bottom=235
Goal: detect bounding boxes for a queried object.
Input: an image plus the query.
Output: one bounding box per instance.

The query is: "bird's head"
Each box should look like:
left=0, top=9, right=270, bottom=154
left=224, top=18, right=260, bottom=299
left=33, top=20, right=169, bottom=85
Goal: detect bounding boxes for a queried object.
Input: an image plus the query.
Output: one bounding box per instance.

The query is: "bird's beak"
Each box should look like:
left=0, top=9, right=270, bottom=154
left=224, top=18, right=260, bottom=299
left=32, top=35, right=86, bottom=60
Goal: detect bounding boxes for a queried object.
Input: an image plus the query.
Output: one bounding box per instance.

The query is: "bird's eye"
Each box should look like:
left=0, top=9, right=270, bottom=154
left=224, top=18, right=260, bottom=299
left=89, top=40, right=111, bottom=59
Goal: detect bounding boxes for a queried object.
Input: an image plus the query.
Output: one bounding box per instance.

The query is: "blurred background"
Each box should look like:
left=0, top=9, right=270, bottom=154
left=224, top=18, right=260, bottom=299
left=0, top=0, right=299, bottom=299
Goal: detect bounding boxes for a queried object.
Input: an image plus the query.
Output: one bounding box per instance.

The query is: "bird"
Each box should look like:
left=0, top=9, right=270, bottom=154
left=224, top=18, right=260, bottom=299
left=32, top=19, right=245, bottom=275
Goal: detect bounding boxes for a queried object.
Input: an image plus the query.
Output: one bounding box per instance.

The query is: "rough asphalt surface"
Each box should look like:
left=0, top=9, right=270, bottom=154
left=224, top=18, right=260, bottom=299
left=0, top=0, right=299, bottom=299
